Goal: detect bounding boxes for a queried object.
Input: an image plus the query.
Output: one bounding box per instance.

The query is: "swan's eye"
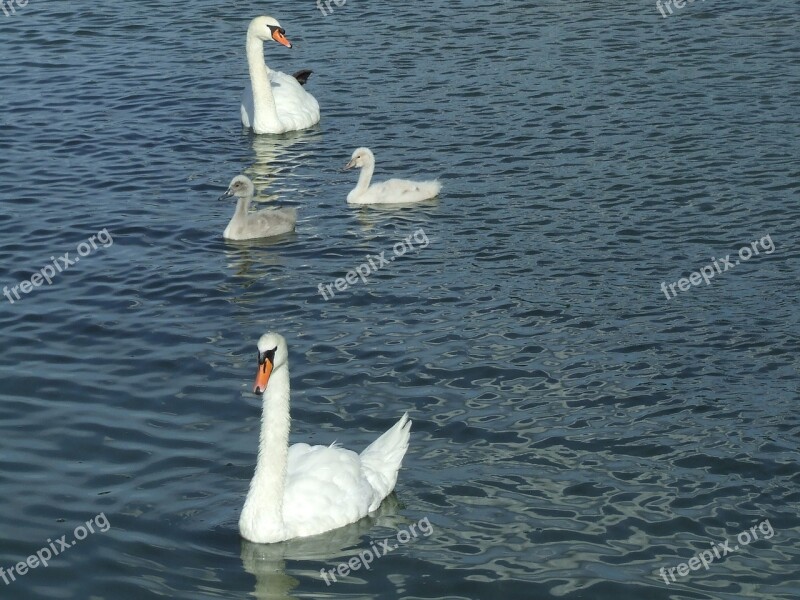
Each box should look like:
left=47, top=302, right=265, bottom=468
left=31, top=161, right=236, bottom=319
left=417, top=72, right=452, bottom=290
left=258, top=347, right=277, bottom=365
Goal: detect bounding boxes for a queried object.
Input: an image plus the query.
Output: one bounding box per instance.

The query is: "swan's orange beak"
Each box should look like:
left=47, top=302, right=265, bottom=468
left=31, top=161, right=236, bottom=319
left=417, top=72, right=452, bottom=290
left=254, top=356, right=273, bottom=394
left=272, top=29, right=292, bottom=48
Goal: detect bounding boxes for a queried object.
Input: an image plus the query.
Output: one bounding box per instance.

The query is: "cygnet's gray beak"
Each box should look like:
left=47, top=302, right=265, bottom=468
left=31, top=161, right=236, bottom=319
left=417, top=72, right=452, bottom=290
left=344, top=159, right=356, bottom=170
left=218, top=189, right=234, bottom=200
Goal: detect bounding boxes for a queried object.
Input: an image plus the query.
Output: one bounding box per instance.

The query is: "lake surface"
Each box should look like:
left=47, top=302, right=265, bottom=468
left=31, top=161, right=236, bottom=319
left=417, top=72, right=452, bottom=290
left=0, top=1, right=798, bottom=599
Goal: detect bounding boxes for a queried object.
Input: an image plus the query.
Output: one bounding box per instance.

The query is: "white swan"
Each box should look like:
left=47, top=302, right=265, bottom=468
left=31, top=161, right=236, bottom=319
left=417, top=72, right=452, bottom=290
left=219, top=175, right=296, bottom=240
left=240, top=16, right=320, bottom=134
left=344, top=147, right=441, bottom=205
left=239, top=332, right=412, bottom=544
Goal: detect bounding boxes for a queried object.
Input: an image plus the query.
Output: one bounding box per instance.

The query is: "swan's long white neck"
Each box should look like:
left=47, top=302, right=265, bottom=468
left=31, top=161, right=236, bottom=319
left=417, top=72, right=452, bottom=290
left=349, top=161, right=375, bottom=201
left=246, top=29, right=280, bottom=132
left=242, top=361, right=291, bottom=529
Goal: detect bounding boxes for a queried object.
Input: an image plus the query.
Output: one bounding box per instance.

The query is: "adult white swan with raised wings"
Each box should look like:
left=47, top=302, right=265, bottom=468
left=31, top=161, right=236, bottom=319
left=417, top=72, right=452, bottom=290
left=239, top=332, right=412, bottom=543
left=240, top=16, right=320, bottom=134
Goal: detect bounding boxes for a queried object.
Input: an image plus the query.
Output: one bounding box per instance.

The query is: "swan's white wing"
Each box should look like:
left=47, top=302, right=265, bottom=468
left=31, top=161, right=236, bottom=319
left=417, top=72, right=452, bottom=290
left=241, top=84, right=254, bottom=129
left=269, top=71, right=320, bottom=131
left=240, top=71, right=319, bottom=133
left=282, top=443, right=378, bottom=538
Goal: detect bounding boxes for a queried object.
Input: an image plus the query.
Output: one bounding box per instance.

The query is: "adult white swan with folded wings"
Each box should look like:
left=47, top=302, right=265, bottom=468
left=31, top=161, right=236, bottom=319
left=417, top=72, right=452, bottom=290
left=240, top=16, right=320, bottom=134
left=239, top=332, right=412, bottom=543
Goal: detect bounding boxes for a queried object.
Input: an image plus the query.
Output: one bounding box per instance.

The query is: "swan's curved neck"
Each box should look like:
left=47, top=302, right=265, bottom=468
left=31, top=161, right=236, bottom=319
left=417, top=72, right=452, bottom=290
left=350, top=162, right=375, bottom=201
left=243, top=362, right=291, bottom=526
left=246, top=31, right=280, bottom=131
left=231, top=196, right=251, bottom=224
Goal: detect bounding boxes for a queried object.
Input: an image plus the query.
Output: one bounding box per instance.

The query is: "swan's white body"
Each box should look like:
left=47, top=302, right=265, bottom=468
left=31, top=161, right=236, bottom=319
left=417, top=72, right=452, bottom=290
left=345, top=147, right=441, bottom=205
left=220, top=175, right=296, bottom=241
left=240, top=332, right=412, bottom=544
left=240, top=16, right=320, bottom=134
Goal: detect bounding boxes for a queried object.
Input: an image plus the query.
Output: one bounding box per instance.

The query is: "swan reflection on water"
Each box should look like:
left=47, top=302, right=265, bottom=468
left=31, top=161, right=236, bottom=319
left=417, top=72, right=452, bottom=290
left=247, top=129, right=317, bottom=199
left=218, top=129, right=313, bottom=271
left=239, top=495, right=404, bottom=600
left=221, top=234, right=295, bottom=282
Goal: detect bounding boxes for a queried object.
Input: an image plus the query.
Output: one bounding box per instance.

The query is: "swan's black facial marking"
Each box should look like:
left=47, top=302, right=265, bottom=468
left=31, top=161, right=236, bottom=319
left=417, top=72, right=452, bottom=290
left=266, top=24, right=291, bottom=48
left=258, top=347, right=277, bottom=365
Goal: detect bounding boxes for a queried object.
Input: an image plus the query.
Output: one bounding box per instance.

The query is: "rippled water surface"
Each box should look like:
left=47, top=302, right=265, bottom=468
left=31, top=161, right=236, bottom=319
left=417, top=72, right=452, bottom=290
left=1, top=1, right=799, bottom=599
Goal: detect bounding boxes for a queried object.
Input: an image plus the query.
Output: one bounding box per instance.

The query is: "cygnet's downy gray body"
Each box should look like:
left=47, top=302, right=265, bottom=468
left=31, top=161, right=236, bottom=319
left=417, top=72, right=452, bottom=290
left=220, top=175, right=296, bottom=240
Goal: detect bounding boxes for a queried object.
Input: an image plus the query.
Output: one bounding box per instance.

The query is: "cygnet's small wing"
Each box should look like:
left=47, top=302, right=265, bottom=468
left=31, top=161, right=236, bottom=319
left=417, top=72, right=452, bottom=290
left=372, top=178, right=441, bottom=203
left=250, top=207, right=297, bottom=237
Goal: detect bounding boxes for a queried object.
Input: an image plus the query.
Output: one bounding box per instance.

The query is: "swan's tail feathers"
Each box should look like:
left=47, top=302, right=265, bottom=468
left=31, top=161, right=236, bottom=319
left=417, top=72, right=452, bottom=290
left=292, top=69, right=313, bottom=86
left=413, top=180, right=441, bottom=200
left=360, top=413, right=412, bottom=504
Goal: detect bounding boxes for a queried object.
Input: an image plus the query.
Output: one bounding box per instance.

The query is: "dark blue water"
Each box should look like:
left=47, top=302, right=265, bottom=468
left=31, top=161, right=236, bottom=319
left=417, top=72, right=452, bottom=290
left=1, top=1, right=798, bottom=598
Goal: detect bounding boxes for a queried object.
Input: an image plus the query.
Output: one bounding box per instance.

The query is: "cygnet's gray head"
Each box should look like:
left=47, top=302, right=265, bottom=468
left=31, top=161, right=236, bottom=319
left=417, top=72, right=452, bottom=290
left=219, top=175, right=255, bottom=200
left=344, top=147, right=375, bottom=170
